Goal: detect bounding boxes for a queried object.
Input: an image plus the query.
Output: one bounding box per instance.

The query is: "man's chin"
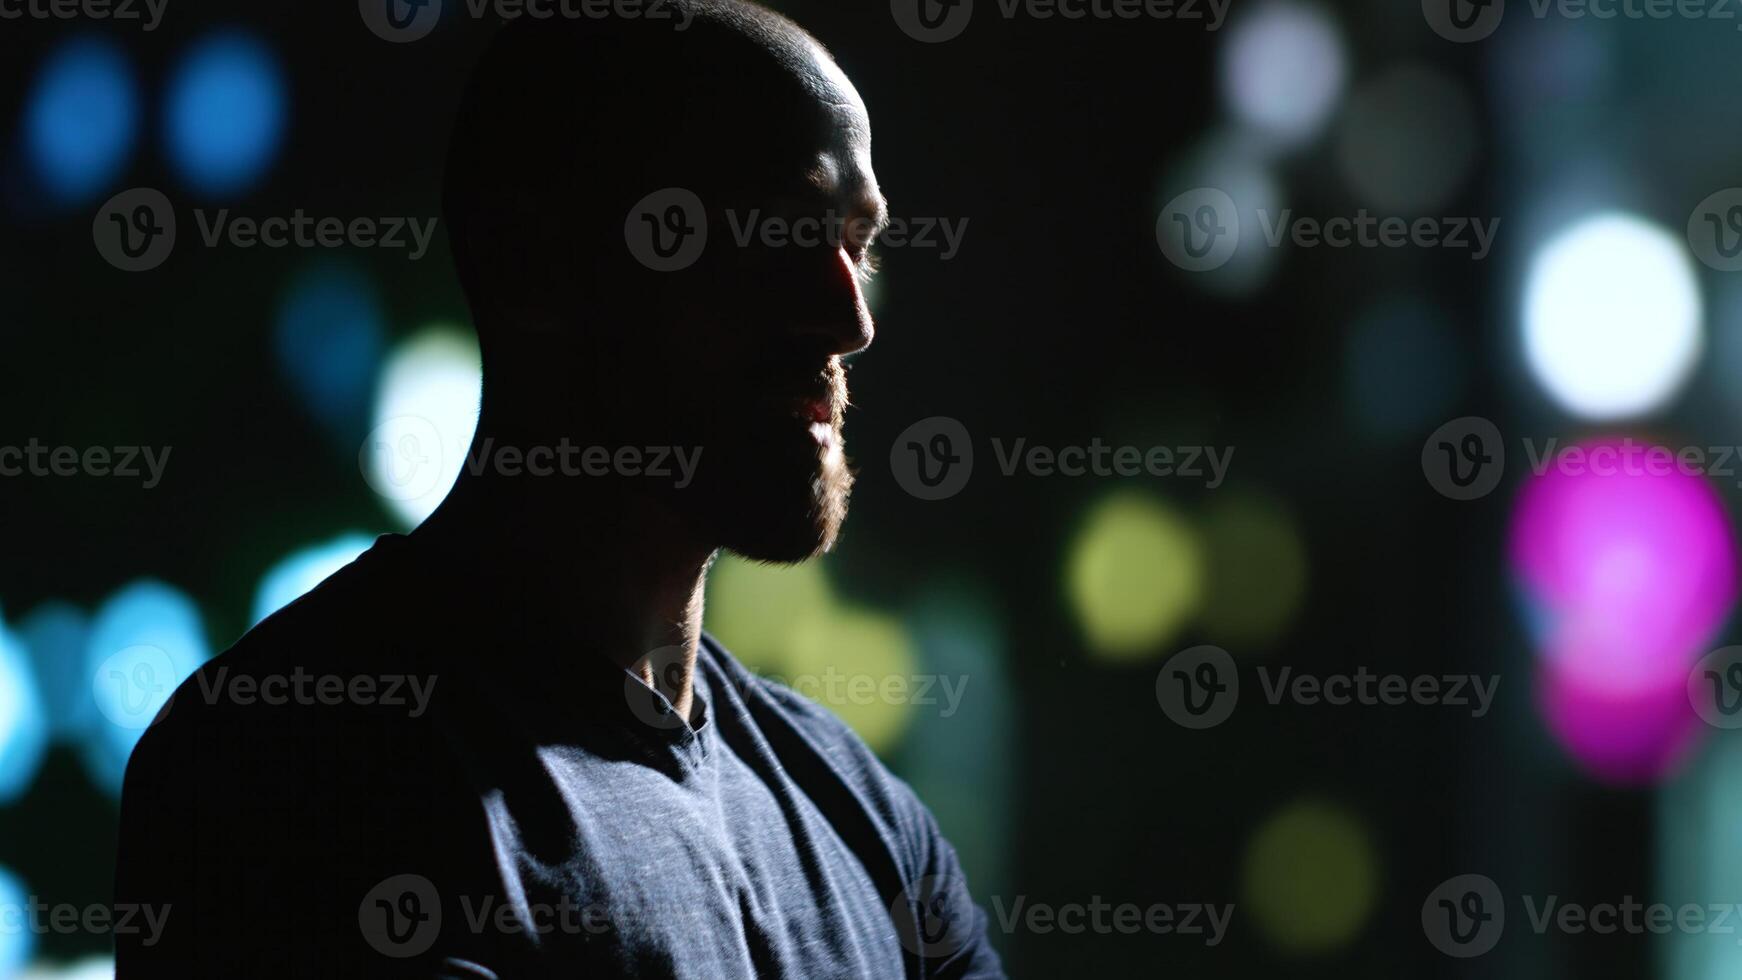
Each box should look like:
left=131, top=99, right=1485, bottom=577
left=711, top=462, right=853, bottom=564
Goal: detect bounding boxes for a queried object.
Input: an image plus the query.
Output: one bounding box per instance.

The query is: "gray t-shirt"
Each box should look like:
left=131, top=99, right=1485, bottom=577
left=114, top=534, right=1004, bottom=978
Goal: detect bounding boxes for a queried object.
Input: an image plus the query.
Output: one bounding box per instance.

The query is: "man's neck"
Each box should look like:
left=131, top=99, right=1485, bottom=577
left=413, top=459, right=717, bottom=723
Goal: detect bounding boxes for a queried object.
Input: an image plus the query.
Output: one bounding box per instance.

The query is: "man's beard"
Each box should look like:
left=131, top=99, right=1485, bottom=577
left=700, top=409, right=854, bottom=563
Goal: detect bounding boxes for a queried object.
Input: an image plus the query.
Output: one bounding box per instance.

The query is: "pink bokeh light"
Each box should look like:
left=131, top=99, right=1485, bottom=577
left=1509, top=437, right=1738, bottom=783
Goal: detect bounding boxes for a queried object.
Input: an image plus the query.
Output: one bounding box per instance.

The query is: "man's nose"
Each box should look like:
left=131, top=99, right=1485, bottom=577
left=789, top=245, right=874, bottom=356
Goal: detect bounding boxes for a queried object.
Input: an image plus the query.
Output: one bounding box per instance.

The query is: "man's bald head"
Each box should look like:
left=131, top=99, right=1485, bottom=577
left=443, top=1, right=867, bottom=329
left=441, top=0, right=883, bottom=564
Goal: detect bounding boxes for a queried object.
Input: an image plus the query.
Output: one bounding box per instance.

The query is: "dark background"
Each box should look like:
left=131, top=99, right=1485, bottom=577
left=1, top=0, right=1739, bottom=976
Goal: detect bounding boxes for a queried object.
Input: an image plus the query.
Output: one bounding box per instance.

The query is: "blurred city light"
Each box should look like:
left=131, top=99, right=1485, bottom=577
left=902, top=587, right=1014, bottom=899
left=1510, top=438, right=1738, bottom=783
left=21, top=38, right=139, bottom=205
left=1661, top=735, right=1742, bottom=980
left=18, top=957, right=113, bottom=980
left=252, top=532, right=376, bottom=625
left=1334, top=65, right=1477, bottom=213
left=274, top=263, right=387, bottom=445
left=1522, top=213, right=1703, bottom=419
left=1219, top=1, right=1346, bottom=150
left=17, top=602, right=91, bottom=741
left=703, top=555, right=835, bottom=672
left=785, top=605, right=919, bottom=755
left=82, top=580, right=210, bottom=795
left=0, top=614, right=48, bottom=805
left=1344, top=297, right=1466, bottom=442
left=1241, top=799, right=1376, bottom=954
left=365, top=325, right=482, bottom=528
left=0, top=865, right=33, bottom=976
left=1066, top=491, right=1203, bottom=660
left=1158, top=133, right=1283, bottom=296
left=1197, top=491, right=1308, bottom=648
left=162, top=31, right=286, bottom=196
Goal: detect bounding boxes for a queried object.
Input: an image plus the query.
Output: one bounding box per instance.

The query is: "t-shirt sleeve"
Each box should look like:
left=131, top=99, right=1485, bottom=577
left=747, top=675, right=1007, bottom=979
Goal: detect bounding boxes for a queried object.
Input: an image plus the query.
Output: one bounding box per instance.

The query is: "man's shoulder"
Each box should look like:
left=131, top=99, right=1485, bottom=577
left=125, top=540, right=434, bottom=786
left=699, top=633, right=940, bottom=849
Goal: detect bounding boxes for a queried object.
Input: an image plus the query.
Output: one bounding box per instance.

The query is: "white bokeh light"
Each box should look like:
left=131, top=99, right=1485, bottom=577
left=1220, top=0, right=1347, bottom=148
left=1522, top=213, right=1703, bottom=420
left=365, top=325, right=482, bottom=528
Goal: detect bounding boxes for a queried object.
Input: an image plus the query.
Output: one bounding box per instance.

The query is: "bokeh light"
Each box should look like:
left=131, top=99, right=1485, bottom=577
left=1510, top=438, right=1738, bottom=783
left=1158, top=133, right=1284, bottom=296
left=1220, top=1, right=1347, bottom=149
left=18, top=602, right=92, bottom=741
left=163, top=31, right=286, bottom=196
left=1241, top=799, right=1378, bottom=954
left=1344, top=297, right=1466, bottom=442
left=1335, top=65, right=1477, bottom=213
left=82, top=580, right=210, bottom=795
left=902, top=587, right=1014, bottom=899
left=365, top=325, right=482, bottom=528
left=1198, top=491, right=1308, bottom=648
left=0, top=865, right=33, bottom=977
left=1066, top=491, right=1203, bottom=660
left=785, top=606, right=919, bottom=754
left=18, top=957, right=113, bottom=980
left=1522, top=213, right=1703, bottom=420
left=703, top=555, right=835, bottom=672
left=275, top=263, right=388, bottom=444
left=22, top=38, right=139, bottom=205
left=0, top=614, right=49, bottom=805
left=252, top=532, right=376, bottom=625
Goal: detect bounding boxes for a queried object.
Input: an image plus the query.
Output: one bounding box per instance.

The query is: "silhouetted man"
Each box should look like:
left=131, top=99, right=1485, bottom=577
left=114, top=3, right=1003, bottom=976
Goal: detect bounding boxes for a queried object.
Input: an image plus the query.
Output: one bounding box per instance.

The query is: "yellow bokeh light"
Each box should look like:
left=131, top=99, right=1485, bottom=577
left=702, top=555, right=834, bottom=673
left=1241, top=799, right=1379, bottom=954
left=1199, top=491, right=1309, bottom=648
left=1065, top=491, right=1204, bottom=660
left=785, top=606, right=919, bottom=754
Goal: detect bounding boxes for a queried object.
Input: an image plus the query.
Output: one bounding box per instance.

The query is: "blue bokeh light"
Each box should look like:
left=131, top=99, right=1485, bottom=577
left=82, top=580, right=210, bottom=795
left=0, top=613, right=49, bottom=806
left=19, top=601, right=93, bottom=741
left=22, top=38, right=140, bottom=204
left=0, top=865, right=33, bottom=976
left=275, top=264, right=387, bottom=443
left=253, top=532, right=376, bottom=625
left=162, top=31, right=286, bottom=196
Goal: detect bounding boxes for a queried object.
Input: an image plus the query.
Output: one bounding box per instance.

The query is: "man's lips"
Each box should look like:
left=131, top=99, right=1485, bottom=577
left=794, top=395, right=834, bottom=424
